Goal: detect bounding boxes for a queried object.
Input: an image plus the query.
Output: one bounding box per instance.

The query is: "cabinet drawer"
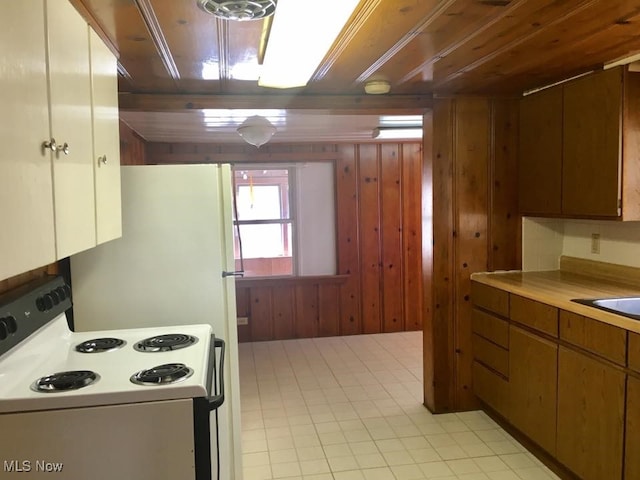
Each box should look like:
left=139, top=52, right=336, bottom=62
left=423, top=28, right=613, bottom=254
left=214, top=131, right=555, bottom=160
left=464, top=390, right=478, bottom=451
left=510, top=295, right=558, bottom=337
left=473, top=334, right=508, bottom=377
left=472, top=361, right=509, bottom=418
left=472, top=308, right=509, bottom=348
left=630, top=333, right=640, bottom=373
left=471, top=282, right=509, bottom=317
left=559, top=310, right=627, bottom=366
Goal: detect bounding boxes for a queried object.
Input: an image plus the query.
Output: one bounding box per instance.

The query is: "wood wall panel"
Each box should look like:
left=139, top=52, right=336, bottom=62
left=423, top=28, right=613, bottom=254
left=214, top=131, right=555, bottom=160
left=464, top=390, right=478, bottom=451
left=358, top=144, right=383, bottom=334
left=295, top=285, right=319, bottom=338
left=430, top=97, right=520, bottom=413
left=491, top=99, right=521, bottom=270
left=380, top=144, right=404, bottom=332
left=249, top=287, right=273, bottom=341
left=271, top=287, right=294, bottom=340
left=318, top=284, right=340, bottom=337
left=0, top=265, right=59, bottom=296
left=430, top=99, right=456, bottom=413
left=421, top=112, right=435, bottom=410
left=454, top=98, right=490, bottom=410
left=119, top=120, right=147, bottom=165
left=235, top=285, right=251, bottom=343
left=336, top=146, right=362, bottom=336
left=402, top=143, right=424, bottom=332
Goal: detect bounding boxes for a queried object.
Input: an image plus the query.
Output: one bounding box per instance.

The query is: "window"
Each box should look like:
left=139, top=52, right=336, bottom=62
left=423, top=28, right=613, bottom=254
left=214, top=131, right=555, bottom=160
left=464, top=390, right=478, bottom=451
left=233, top=169, right=293, bottom=276
left=232, top=163, right=336, bottom=277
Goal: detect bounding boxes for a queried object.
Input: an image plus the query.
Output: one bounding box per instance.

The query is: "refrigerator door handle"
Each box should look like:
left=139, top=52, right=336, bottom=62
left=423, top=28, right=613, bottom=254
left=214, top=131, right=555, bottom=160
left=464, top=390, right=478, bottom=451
left=208, top=338, right=225, bottom=411
left=221, top=270, right=244, bottom=278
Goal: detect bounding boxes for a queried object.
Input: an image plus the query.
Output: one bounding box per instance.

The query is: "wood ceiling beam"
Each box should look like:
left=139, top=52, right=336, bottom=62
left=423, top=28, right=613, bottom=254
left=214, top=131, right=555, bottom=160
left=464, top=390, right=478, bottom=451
left=118, top=93, right=433, bottom=113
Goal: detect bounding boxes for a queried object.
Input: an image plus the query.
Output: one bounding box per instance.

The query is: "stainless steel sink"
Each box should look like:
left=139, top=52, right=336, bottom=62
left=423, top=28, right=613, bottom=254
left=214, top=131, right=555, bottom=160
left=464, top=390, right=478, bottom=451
left=572, top=297, right=640, bottom=320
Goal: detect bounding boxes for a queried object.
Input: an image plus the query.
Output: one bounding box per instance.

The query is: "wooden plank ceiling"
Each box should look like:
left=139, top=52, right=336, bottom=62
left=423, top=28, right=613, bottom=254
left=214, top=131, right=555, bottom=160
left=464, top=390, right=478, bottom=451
left=71, top=0, right=640, bottom=143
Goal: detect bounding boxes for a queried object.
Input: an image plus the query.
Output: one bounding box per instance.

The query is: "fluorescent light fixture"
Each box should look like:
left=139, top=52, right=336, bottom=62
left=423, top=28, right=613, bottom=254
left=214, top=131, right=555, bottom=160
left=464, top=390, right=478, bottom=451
left=373, top=128, right=423, bottom=140
left=259, top=0, right=360, bottom=88
left=379, top=115, right=423, bottom=127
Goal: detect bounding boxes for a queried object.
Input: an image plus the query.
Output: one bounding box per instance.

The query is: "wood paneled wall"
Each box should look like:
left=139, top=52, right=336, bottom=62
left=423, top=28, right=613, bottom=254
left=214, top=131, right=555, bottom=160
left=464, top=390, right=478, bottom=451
left=146, top=141, right=425, bottom=342
left=119, top=120, right=147, bottom=165
left=336, top=143, right=424, bottom=337
left=428, top=97, right=520, bottom=413
left=236, top=276, right=348, bottom=342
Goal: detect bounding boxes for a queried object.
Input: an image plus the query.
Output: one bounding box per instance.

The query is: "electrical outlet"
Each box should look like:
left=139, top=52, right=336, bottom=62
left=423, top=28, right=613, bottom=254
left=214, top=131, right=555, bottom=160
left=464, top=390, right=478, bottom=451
left=237, top=316, right=249, bottom=326
left=591, top=233, right=600, bottom=254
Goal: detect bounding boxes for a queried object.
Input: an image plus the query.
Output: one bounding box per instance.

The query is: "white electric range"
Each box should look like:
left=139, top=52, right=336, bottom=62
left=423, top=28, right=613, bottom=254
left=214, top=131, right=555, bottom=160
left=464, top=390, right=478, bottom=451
left=0, top=276, right=224, bottom=480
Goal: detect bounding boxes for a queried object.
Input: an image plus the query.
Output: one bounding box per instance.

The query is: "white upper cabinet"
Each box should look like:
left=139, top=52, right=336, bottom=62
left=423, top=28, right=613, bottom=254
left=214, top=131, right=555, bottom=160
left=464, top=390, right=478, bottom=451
left=47, top=0, right=96, bottom=258
left=0, top=0, right=122, bottom=282
left=89, top=29, right=122, bottom=244
left=0, top=1, right=56, bottom=281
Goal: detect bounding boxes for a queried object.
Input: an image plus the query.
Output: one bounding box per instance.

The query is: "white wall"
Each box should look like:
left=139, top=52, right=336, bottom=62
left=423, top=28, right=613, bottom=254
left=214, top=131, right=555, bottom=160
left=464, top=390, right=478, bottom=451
left=522, top=217, right=640, bottom=271
left=295, top=162, right=336, bottom=275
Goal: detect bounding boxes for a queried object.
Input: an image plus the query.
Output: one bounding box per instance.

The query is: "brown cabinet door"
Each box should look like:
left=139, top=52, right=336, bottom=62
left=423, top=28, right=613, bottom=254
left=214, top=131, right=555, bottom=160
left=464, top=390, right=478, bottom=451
left=562, top=67, right=623, bottom=217
left=519, top=87, right=563, bottom=215
left=626, top=376, right=640, bottom=480
left=557, top=346, right=625, bottom=480
left=509, top=325, right=558, bottom=455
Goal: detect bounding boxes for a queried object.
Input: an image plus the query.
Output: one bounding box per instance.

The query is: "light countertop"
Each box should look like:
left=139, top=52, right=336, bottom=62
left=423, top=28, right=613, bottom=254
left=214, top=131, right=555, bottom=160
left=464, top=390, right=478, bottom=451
left=471, top=270, right=640, bottom=334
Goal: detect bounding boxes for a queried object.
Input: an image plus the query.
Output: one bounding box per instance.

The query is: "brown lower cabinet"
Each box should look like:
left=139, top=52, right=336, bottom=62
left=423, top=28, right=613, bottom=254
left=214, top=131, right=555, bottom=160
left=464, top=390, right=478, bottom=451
left=509, top=325, right=557, bottom=455
left=626, top=376, right=640, bottom=480
left=556, top=346, right=626, bottom=480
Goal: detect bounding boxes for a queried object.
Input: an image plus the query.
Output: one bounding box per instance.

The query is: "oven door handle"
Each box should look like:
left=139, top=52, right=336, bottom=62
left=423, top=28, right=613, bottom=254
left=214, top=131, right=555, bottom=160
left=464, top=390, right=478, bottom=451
left=208, top=338, right=225, bottom=411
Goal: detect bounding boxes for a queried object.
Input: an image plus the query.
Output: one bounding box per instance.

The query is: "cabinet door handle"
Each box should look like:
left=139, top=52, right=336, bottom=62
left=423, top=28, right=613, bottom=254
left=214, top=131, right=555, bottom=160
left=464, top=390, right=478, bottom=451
left=58, top=142, right=70, bottom=155
left=98, top=155, right=108, bottom=165
left=43, top=139, right=70, bottom=156
left=43, top=138, right=58, bottom=153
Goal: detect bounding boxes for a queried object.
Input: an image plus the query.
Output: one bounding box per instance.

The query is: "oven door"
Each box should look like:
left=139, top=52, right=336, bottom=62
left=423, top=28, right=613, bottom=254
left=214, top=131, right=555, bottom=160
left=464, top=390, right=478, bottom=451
left=193, top=337, right=225, bottom=480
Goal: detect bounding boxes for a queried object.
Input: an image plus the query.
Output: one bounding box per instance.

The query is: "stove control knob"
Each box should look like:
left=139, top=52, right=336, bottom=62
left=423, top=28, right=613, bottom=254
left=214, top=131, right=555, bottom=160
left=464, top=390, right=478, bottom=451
left=5, top=316, right=16, bottom=334
left=0, top=320, right=7, bottom=341
left=42, top=294, right=54, bottom=311
left=49, top=291, right=60, bottom=305
left=55, top=286, right=67, bottom=301
left=36, top=296, right=46, bottom=311
left=62, top=285, right=71, bottom=297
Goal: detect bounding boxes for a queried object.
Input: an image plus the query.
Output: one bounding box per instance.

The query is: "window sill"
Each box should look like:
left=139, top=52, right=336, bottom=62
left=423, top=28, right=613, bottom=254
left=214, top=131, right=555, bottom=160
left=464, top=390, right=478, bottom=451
left=236, top=274, right=349, bottom=287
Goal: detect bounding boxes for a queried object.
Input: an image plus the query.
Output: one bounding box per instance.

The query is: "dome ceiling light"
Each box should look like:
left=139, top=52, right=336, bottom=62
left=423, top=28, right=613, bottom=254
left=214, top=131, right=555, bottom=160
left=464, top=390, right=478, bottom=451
left=364, top=80, right=391, bottom=95
left=237, top=115, right=277, bottom=147
left=197, top=0, right=277, bottom=21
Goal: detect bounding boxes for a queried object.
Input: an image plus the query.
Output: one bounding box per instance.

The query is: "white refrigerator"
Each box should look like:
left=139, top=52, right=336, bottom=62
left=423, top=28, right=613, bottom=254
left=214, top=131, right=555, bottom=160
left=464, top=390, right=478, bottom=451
left=70, top=164, right=242, bottom=480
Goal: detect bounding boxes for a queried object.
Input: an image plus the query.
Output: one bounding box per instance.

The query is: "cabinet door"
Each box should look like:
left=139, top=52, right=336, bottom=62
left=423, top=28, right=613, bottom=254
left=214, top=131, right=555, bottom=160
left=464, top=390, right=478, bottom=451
left=519, top=87, right=563, bottom=215
left=626, top=375, right=640, bottom=480
left=47, top=0, right=96, bottom=258
left=89, top=29, right=122, bottom=244
left=563, top=67, right=623, bottom=217
left=0, top=0, right=56, bottom=281
left=557, top=346, right=625, bottom=480
left=509, top=325, right=557, bottom=455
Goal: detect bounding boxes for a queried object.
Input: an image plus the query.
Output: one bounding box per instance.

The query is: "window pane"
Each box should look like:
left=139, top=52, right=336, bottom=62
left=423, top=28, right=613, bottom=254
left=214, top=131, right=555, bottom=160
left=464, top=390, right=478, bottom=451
left=235, top=223, right=293, bottom=258
left=237, top=185, right=281, bottom=220
left=234, top=169, right=289, bottom=220
left=234, top=223, right=293, bottom=276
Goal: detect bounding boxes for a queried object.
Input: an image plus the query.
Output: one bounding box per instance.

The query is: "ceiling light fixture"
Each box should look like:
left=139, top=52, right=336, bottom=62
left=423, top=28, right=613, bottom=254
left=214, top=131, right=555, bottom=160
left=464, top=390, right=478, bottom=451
left=364, top=80, right=391, bottom=95
left=259, top=0, right=360, bottom=89
left=373, top=127, right=423, bottom=140
left=197, top=0, right=277, bottom=21
left=237, top=115, right=277, bottom=147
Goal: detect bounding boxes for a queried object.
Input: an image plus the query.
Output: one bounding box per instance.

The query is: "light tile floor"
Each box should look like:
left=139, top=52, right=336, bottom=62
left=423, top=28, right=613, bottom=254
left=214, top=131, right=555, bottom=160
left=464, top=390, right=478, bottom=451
left=239, top=331, right=560, bottom=480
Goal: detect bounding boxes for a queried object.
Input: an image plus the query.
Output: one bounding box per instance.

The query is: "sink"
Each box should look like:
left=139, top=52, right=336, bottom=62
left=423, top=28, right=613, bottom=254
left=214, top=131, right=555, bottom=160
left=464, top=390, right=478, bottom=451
left=572, top=297, right=640, bottom=320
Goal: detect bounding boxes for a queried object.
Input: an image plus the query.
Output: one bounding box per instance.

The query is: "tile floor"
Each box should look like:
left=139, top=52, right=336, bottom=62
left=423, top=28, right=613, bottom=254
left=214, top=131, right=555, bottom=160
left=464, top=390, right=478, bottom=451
left=238, top=331, right=560, bottom=480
